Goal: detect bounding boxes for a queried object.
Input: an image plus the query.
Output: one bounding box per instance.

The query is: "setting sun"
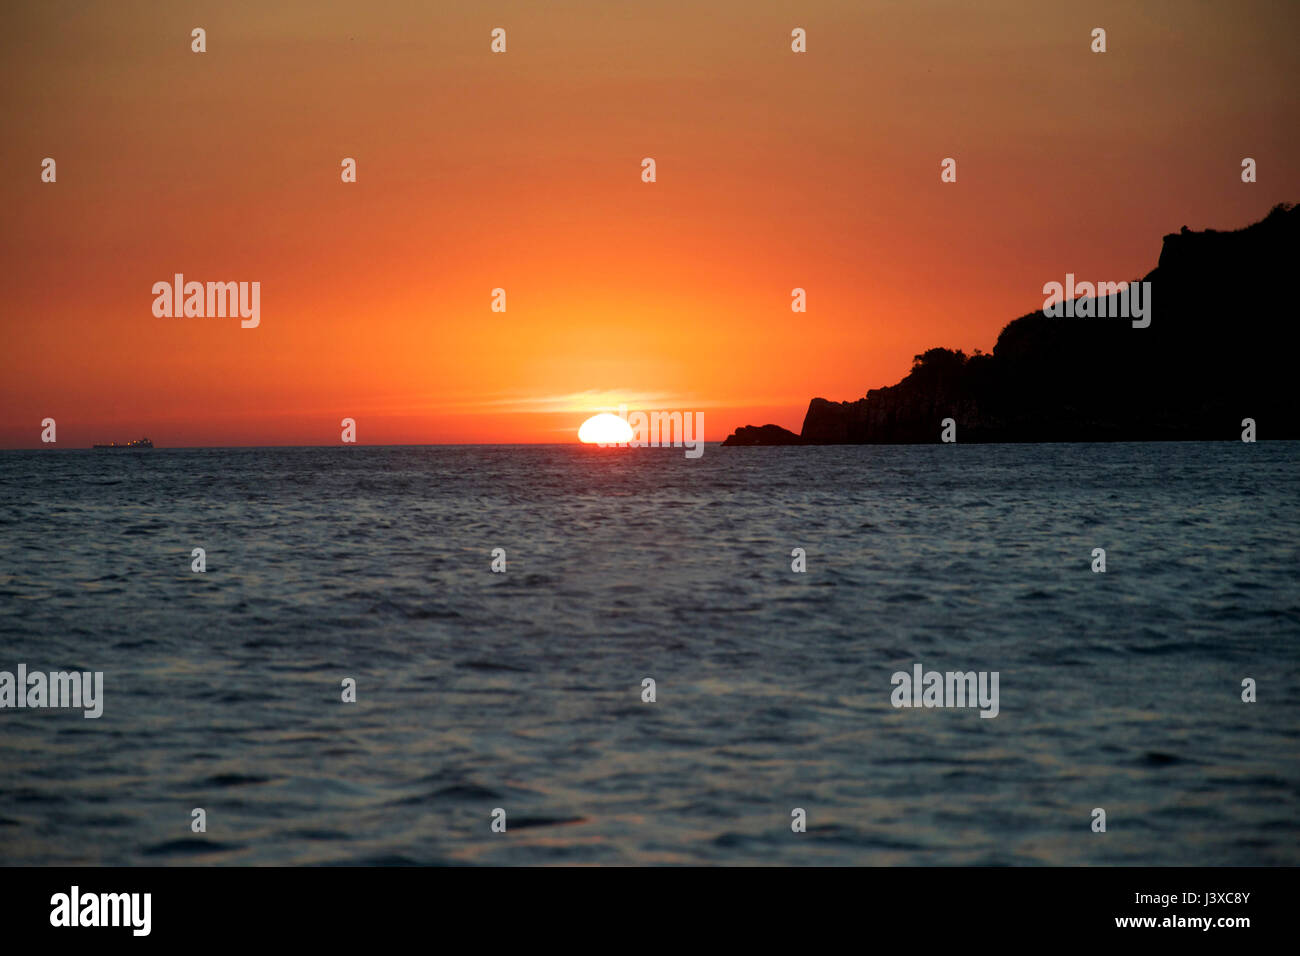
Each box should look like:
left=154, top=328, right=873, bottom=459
left=578, top=413, right=634, bottom=445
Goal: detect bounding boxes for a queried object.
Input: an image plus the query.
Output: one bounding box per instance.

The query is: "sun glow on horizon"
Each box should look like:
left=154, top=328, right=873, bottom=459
left=577, top=413, right=634, bottom=445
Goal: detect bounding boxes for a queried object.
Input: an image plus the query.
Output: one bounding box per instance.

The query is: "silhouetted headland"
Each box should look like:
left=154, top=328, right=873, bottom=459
left=723, top=205, right=1300, bottom=444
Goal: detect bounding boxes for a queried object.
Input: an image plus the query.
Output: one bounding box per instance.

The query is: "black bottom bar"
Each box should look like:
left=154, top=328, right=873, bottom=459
left=0, top=866, right=1282, bottom=942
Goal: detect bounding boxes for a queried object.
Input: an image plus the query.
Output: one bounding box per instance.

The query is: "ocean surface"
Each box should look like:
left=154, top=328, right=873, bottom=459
left=0, top=442, right=1297, bottom=866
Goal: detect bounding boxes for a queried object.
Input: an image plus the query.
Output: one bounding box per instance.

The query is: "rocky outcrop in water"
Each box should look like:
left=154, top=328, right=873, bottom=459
left=721, top=424, right=803, bottom=446
left=724, top=204, right=1300, bottom=444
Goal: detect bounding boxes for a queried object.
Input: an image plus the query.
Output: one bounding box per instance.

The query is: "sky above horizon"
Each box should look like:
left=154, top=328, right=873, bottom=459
left=2, top=0, right=1297, bottom=447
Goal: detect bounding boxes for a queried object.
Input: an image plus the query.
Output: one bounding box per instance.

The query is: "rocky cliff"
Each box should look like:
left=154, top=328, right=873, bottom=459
left=723, top=204, right=1300, bottom=445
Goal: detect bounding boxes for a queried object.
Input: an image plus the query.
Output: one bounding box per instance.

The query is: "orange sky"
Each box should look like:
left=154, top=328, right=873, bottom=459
left=2, top=0, right=1297, bottom=447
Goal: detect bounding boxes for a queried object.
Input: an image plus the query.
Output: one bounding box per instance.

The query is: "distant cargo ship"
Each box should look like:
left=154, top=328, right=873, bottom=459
left=92, top=438, right=154, bottom=449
